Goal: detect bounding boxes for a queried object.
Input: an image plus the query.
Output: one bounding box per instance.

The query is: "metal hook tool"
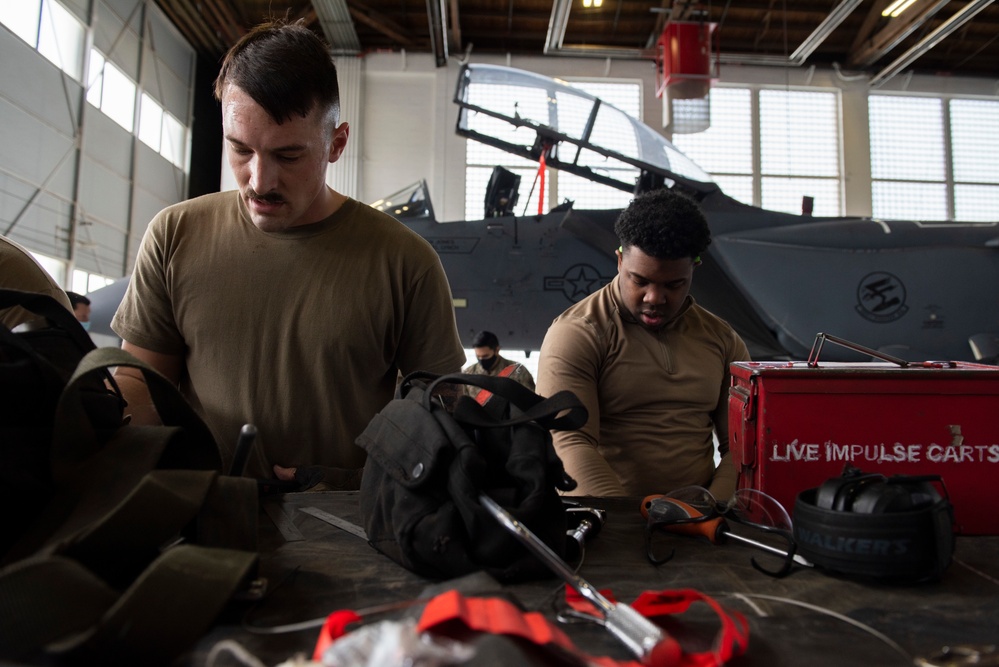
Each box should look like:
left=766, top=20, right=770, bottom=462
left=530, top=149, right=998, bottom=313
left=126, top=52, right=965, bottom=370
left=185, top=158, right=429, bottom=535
left=479, top=494, right=676, bottom=665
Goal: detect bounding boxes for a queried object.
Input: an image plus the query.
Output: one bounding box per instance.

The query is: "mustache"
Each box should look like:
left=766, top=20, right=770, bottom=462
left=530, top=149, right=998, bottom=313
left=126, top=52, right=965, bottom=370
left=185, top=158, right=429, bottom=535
left=245, top=189, right=285, bottom=205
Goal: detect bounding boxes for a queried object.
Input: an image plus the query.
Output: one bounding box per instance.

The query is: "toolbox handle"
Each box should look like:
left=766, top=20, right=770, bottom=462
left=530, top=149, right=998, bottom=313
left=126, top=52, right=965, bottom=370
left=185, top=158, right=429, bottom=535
left=807, top=333, right=910, bottom=367
left=808, top=333, right=958, bottom=368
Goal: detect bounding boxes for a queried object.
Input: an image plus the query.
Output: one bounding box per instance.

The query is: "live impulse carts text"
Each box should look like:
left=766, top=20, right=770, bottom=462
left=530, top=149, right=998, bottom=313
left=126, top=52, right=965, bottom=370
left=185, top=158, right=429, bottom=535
left=769, top=440, right=999, bottom=465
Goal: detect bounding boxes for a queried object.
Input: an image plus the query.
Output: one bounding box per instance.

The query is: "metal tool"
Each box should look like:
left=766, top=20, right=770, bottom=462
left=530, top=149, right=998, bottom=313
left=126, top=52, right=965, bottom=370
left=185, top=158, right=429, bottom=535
left=642, top=495, right=812, bottom=574
left=299, top=506, right=368, bottom=541
left=565, top=506, right=607, bottom=562
left=479, top=494, right=674, bottom=664
left=228, top=423, right=257, bottom=476
left=263, top=499, right=305, bottom=542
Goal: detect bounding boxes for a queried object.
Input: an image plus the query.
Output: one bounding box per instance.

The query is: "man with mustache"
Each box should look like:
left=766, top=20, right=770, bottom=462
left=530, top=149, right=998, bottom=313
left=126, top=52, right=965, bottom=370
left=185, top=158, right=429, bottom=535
left=537, top=188, right=749, bottom=501
left=111, top=20, right=464, bottom=489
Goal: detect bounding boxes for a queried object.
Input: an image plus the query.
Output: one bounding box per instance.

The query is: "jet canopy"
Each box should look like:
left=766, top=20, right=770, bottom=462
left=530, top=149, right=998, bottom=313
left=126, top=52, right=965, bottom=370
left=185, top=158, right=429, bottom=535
left=454, top=63, right=718, bottom=197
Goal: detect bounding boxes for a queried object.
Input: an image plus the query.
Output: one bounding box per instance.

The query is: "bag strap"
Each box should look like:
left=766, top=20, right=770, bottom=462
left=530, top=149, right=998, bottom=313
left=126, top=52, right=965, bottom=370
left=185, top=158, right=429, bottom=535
left=0, top=544, right=257, bottom=664
left=473, top=363, right=520, bottom=406
left=0, top=323, right=66, bottom=390
left=0, top=288, right=95, bottom=353
left=51, top=346, right=220, bottom=471
left=1, top=289, right=125, bottom=418
left=424, top=372, right=588, bottom=432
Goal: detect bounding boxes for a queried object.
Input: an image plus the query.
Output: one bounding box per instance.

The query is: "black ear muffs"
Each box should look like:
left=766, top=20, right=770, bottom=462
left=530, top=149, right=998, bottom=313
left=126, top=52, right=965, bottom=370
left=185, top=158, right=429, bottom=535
left=816, top=472, right=886, bottom=512
left=795, top=467, right=954, bottom=581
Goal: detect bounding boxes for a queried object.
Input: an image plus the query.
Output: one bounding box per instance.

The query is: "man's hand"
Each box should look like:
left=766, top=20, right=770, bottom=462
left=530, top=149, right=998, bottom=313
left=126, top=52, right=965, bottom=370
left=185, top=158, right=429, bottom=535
left=273, top=464, right=297, bottom=482
left=272, top=464, right=362, bottom=491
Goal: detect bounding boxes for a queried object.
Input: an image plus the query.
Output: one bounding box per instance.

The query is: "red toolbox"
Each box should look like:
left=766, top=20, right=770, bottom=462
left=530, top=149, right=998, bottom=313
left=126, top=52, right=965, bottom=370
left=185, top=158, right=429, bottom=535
left=729, top=342, right=999, bottom=535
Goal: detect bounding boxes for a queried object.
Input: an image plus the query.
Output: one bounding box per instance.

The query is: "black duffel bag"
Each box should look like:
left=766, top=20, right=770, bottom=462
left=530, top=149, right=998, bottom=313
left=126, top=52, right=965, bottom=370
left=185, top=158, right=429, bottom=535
left=356, top=372, right=587, bottom=583
left=1, top=289, right=125, bottom=556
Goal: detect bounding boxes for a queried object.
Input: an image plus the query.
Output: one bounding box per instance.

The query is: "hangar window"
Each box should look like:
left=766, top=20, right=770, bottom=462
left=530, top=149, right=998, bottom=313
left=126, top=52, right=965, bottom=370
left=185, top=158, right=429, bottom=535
left=951, top=99, right=999, bottom=222
left=463, top=80, right=641, bottom=221
left=671, top=88, right=753, bottom=205
left=139, top=93, right=188, bottom=170
left=86, top=49, right=136, bottom=133
left=870, top=95, right=999, bottom=222
left=72, top=269, right=114, bottom=296
left=86, top=49, right=189, bottom=171
left=869, top=95, right=947, bottom=220
left=1, top=0, right=86, bottom=82
left=672, top=87, right=842, bottom=217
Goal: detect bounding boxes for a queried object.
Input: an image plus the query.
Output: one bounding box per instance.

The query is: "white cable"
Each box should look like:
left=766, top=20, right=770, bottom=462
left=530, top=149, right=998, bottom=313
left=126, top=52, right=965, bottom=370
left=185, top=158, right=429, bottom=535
left=729, top=592, right=769, bottom=618
left=244, top=616, right=328, bottom=635
left=953, top=557, right=999, bottom=587
left=722, top=592, right=912, bottom=662
left=205, top=639, right=269, bottom=667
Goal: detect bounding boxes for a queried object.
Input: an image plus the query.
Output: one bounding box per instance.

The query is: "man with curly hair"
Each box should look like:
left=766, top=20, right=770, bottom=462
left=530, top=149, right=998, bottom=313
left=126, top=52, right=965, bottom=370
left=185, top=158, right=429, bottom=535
left=537, top=187, right=749, bottom=500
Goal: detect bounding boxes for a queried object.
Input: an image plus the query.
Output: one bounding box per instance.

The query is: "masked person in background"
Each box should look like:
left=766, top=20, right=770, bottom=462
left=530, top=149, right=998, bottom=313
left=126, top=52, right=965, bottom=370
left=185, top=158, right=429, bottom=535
left=536, top=188, right=750, bottom=501
left=67, top=292, right=91, bottom=330
left=462, top=331, right=536, bottom=405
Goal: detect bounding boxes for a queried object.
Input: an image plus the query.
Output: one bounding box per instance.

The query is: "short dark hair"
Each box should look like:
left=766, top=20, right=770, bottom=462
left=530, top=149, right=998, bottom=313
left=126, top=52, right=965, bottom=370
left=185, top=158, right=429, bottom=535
left=471, top=331, right=500, bottom=349
left=67, top=291, right=90, bottom=307
left=214, top=19, right=341, bottom=127
left=614, top=188, right=711, bottom=260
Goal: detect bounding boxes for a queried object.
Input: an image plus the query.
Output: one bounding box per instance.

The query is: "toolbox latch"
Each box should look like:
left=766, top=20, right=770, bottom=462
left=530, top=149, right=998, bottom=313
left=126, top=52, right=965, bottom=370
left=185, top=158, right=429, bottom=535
left=728, top=380, right=757, bottom=469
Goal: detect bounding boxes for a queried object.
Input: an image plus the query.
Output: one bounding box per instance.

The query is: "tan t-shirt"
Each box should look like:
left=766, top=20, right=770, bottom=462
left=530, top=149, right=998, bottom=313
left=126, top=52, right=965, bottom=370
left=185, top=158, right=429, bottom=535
left=537, top=275, right=750, bottom=500
left=112, top=191, right=465, bottom=478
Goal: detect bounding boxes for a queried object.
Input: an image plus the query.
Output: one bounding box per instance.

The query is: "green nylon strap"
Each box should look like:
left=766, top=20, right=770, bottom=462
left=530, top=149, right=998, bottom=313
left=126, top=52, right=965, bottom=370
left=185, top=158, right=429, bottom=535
left=0, top=545, right=257, bottom=665
left=1, top=339, right=257, bottom=664
left=52, top=346, right=220, bottom=471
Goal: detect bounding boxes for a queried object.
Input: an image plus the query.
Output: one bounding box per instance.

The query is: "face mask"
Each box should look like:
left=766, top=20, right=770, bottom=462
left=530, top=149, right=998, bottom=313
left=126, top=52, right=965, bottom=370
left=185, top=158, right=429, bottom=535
left=479, top=355, right=498, bottom=371
left=81, top=320, right=91, bottom=331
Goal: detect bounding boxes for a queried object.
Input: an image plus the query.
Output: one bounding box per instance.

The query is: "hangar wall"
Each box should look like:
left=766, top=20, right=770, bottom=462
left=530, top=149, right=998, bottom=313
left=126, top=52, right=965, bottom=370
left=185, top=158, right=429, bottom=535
left=0, top=0, right=193, bottom=284
left=4, top=5, right=997, bottom=287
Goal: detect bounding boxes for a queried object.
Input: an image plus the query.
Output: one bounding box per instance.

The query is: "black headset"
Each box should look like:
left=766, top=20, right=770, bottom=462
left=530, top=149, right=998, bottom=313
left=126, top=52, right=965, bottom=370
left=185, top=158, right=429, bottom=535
left=794, top=466, right=954, bottom=581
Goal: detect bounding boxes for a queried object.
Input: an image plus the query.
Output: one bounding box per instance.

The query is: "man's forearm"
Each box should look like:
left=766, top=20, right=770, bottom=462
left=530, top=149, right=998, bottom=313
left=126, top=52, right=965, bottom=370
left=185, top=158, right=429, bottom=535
left=707, top=450, right=738, bottom=503
left=113, top=369, right=163, bottom=426
left=555, top=437, right=626, bottom=496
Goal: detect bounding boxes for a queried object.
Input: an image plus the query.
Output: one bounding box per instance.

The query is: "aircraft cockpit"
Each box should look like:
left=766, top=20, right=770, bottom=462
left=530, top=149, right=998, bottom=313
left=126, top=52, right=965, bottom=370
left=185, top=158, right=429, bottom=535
left=370, top=180, right=435, bottom=220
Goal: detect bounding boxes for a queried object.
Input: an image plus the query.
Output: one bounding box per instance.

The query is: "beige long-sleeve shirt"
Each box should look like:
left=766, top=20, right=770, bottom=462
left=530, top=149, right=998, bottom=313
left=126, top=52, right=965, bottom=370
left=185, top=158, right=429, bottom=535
left=537, top=276, right=750, bottom=500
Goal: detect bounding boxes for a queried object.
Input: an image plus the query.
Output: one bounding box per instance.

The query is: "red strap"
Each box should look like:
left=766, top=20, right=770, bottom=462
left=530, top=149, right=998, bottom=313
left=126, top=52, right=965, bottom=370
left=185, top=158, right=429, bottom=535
left=418, top=590, right=645, bottom=667
left=537, top=151, right=547, bottom=214
left=419, top=590, right=578, bottom=652
left=565, top=589, right=750, bottom=667
left=312, top=610, right=362, bottom=661
left=315, top=589, right=748, bottom=667
left=473, top=363, right=520, bottom=406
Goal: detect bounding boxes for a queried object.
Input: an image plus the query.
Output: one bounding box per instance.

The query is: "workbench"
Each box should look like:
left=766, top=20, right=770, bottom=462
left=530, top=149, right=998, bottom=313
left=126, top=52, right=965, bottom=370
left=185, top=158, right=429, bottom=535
left=181, top=492, right=999, bottom=666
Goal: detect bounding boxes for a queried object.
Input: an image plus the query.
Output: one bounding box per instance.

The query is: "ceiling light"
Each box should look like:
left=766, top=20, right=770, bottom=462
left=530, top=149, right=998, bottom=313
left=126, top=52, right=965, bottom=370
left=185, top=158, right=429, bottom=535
left=582, top=0, right=602, bottom=7
left=882, top=0, right=919, bottom=17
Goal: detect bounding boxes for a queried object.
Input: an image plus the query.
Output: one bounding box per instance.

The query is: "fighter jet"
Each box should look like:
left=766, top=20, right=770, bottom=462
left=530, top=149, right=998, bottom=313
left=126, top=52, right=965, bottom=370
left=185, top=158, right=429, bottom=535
left=375, top=63, right=999, bottom=363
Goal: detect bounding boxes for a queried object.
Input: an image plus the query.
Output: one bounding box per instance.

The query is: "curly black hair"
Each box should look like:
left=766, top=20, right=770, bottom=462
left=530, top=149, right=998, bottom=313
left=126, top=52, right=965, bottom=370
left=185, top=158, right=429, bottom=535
left=613, top=188, right=711, bottom=260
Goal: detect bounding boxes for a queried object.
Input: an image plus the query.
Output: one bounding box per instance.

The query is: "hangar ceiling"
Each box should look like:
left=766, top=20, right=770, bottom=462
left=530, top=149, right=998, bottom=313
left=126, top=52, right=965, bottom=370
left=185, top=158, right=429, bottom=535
left=154, top=0, right=999, bottom=84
